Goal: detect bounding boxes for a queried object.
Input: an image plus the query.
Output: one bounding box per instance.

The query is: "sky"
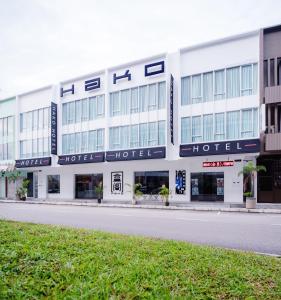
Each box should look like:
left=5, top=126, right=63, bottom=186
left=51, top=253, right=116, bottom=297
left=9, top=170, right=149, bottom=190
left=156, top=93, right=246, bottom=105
left=1, top=0, right=281, bottom=98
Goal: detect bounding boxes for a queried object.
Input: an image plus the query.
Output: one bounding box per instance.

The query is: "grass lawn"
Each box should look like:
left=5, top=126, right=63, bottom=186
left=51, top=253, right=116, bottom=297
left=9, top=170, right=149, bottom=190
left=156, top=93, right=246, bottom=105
left=0, top=220, right=280, bottom=299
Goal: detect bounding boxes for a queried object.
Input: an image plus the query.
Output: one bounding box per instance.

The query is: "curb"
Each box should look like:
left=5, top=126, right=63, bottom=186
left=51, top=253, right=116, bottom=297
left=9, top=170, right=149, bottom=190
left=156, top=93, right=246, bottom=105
left=1, top=200, right=281, bottom=214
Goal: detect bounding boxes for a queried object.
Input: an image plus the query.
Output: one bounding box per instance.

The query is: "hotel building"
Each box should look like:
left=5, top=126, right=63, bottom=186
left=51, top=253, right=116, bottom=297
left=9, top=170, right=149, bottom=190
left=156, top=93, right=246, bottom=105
left=0, top=24, right=280, bottom=203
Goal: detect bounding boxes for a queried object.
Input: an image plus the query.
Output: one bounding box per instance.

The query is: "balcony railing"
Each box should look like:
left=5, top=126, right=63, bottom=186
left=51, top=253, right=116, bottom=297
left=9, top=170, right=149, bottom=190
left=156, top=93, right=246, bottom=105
left=265, top=85, right=281, bottom=104
left=265, top=132, right=281, bottom=151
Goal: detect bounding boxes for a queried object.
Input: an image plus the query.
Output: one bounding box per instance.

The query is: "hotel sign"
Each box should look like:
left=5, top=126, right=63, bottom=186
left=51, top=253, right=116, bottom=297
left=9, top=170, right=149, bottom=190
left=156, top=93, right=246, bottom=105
left=106, top=147, right=166, bottom=162
left=180, top=139, right=260, bottom=157
left=58, top=152, right=105, bottom=165
left=203, top=161, right=234, bottom=167
left=170, top=74, right=174, bottom=144
left=50, top=102, right=57, bottom=155
left=15, top=157, right=51, bottom=168
left=60, top=61, right=165, bottom=97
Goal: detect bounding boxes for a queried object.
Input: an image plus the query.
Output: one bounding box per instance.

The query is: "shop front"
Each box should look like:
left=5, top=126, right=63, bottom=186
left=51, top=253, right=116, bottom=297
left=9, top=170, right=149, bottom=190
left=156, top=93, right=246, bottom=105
left=134, top=171, right=169, bottom=195
left=75, top=174, right=103, bottom=199
left=190, top=172, right=224, bottom=201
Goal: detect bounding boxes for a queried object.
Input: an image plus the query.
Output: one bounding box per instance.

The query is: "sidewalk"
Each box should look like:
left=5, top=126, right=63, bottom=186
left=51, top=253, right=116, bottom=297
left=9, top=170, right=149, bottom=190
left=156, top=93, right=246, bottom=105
left=1, top=199, right=281, bottom=214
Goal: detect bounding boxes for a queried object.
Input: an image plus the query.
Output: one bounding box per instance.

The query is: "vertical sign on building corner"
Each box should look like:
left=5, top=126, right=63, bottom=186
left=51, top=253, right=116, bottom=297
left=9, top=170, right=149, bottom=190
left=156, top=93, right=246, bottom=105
left=170, top=74, right=174, bottom=144
left=50, top=102, right=57, bottom=155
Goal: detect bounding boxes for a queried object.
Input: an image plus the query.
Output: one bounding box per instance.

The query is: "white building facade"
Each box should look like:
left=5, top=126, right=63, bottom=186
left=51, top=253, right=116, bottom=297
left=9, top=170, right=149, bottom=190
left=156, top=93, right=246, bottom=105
left=1, top=29, right=266, bottom=203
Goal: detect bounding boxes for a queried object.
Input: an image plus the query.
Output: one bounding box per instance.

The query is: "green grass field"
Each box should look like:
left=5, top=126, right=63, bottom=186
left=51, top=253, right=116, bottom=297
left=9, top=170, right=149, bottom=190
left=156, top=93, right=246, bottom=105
left=0, top=220, right=280, bottom=299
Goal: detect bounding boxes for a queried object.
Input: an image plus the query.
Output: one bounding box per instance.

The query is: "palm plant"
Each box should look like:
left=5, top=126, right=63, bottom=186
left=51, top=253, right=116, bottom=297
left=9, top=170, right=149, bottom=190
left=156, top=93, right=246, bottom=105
left=238, top=161, right=266, bottom=198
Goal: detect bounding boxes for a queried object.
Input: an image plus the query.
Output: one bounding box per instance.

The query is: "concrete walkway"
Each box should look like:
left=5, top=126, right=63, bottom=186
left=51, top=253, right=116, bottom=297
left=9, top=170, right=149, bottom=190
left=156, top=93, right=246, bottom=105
left=1, top=199, right=281, bottom=214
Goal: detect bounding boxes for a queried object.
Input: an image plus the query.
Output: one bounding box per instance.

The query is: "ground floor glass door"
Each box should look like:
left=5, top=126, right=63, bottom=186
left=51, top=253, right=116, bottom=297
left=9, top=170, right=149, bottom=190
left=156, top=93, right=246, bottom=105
left=191, top=172, right=224, bottom=201
left=75, top=174, right=103, bottom=199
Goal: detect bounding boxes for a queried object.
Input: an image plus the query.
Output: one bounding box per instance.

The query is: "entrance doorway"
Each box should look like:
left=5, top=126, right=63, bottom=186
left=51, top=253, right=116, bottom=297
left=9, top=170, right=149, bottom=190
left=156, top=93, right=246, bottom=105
left=75, top=174, right=103, bottom=199
left=26, top=172, right=39, bottom=198
left=190, top=172, right=224, bottom=201
left=257, top=156, right=281, bottom=203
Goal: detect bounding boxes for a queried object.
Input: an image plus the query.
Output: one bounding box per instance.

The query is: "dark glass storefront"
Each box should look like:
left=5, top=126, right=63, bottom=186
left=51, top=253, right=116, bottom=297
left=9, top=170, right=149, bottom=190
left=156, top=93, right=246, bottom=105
left=134, top=171, right=169, bottom=194
left=75, top=174, right=103, bottom=199
left=257, top=156, right=281, bottom=203
left=191, top=172, right=224, bottom=201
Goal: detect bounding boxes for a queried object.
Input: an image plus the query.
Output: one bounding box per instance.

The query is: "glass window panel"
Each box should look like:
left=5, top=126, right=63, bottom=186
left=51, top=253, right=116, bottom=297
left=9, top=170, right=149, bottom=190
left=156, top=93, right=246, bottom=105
left=181, top=117, right=191, bottom=144
left=110, top=92, right=120, bottom=117
left=89, top=96, right=96, bottom=120
left=97, top=129, right=104, bottom=151
left=241, top=65, right=252, bottom=96
left=109, top=127, right=120, bottom=150
left=7, top=116, right=13, bottom=136
left=97, top=95, right=104, bottom=117
left=139, top=85, right=147, bottom=112
left=32, top=110, right=38, bottom=130
left=75, top=132, right=81, bottom=153
left=7, top=143, right=13, bottom=160
left=121, top=89, right=130, bottom=115
left=26, top=111, right=32, bottom=131
left=203, top=72, right=213, bottom=102
left=148, top=84, right=157, bottom=111
left=148, top=122, right=158, bottom=146
left=68, top=102, right=75, bottom=124
left=192, top=116, right=202, bottom=142
left=81, top=99, right=89, bottom=121
left=62, top=135, right=68, bottom=154
left=38, top=138, right=43, bottom=157
left=158, top=120, right=166, bottom=145
left=131, top=87, right=139, bottom=113
left=130, top=124, right=139, bottom=148
left=120, top=126, right=129, bottom=149
left=43, top=137, right=49, bottom=156
left=253, top=108, right=258, bottom=137
left=69, top=133, right=75, bottom=154
left=139, top=123, right=148, bottom=147
left=191, top=75, right=202, bottom=103
left=62, top=103, right=67, bottom=125
left=215, top=113, right=225, bottom=141
left=38, top=109, right=44, bottom=129
left=158, top=82, right=166, bottom=109
left=89, top=130, right=97, bottom=152
left=227, top=111, right=240, bottom=139
left=75, top=100, right=82, bottom=123
left=226, top=67, right=240, bottom=98
left=241, top=109, right=253, bottom=138
left=253, top=63, right=258, bottom=95
left=48, top=175, right=60, bottom=194
left=81, top=132, right=88, bottom=152
left=181, top=76, right=191, bottom=105
left=43, top=107, right=49, bottom=129
left=214, top=70, right=225, bottom=100
left=203, top=114, right=213, bottom=141
left=32, top=138, right=38, bottom=157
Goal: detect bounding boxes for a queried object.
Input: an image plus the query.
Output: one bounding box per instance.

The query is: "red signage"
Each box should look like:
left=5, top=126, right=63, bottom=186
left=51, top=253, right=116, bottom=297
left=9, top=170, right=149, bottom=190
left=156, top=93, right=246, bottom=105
left=203, top=161, right=234, bottom=168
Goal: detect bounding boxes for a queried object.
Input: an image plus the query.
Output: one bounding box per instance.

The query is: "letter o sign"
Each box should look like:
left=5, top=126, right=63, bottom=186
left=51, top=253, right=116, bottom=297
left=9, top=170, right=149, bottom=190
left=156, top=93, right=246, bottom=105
left=203, top=145, right=210, bottom=152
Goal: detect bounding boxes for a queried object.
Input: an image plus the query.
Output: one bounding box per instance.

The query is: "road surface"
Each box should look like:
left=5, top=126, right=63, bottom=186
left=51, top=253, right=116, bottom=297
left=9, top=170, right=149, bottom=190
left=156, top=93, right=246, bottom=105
left=1, top=202, right=281, bottom=256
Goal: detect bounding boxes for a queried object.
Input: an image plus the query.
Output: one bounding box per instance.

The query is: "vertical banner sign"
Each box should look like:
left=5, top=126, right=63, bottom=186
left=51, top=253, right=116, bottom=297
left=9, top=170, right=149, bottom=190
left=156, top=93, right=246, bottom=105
left=111, top=171, right=123, bottom=194
left=170, top=74, right=174, bottom=144
left=175, top=170, right=186, bottom=194
left=50, top=102, right=57, bottom=155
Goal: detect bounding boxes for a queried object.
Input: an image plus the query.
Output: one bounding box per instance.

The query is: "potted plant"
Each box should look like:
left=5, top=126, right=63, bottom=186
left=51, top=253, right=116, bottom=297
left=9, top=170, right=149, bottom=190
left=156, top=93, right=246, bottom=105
left=159, top=184, right=171, bottom=206
left=16, top=179, right=30, bottom=201
left=238, top=161, right=266, bottom=209
left=133, top=183, right=143, bottom=205
left=95, top=182, right=103, bottom=204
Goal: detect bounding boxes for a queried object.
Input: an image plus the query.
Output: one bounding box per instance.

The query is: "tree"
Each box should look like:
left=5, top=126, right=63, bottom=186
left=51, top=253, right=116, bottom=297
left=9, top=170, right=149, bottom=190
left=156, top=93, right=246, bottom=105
left=238, top=161, right=266, bottom=198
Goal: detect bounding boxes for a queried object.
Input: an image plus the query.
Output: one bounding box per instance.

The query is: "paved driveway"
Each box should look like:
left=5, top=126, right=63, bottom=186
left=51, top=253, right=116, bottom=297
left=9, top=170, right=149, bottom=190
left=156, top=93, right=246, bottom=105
left=1, top=202, right=281, bottom=255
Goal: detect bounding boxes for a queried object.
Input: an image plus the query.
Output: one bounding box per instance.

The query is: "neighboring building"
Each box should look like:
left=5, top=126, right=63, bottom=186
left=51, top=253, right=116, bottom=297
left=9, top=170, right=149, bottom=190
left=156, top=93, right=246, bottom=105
left=1, top=25, right=279, bottom=203
left=258, top=25, right=281, bottom=203
left=0, top=97, right=16, bottom=198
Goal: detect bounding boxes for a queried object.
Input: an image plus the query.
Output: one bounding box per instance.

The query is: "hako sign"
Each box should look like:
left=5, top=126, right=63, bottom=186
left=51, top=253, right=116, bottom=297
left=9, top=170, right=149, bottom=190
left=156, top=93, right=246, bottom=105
left=180, top=139, right=260, bottom=157
left=106, top=147, right=166, bottom=162
left=60, top=61, right=165, bottom=97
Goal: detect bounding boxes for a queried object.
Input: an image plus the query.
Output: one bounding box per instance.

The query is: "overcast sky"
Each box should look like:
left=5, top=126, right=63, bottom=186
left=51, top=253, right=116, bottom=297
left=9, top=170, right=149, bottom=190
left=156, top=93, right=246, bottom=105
left=1, top=0, right=281, bottom=98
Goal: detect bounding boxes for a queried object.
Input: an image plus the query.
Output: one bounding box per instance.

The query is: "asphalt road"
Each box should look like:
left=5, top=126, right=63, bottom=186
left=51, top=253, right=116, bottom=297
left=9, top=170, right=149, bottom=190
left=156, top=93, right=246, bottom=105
left=1, top=203, right=281, bottom=256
